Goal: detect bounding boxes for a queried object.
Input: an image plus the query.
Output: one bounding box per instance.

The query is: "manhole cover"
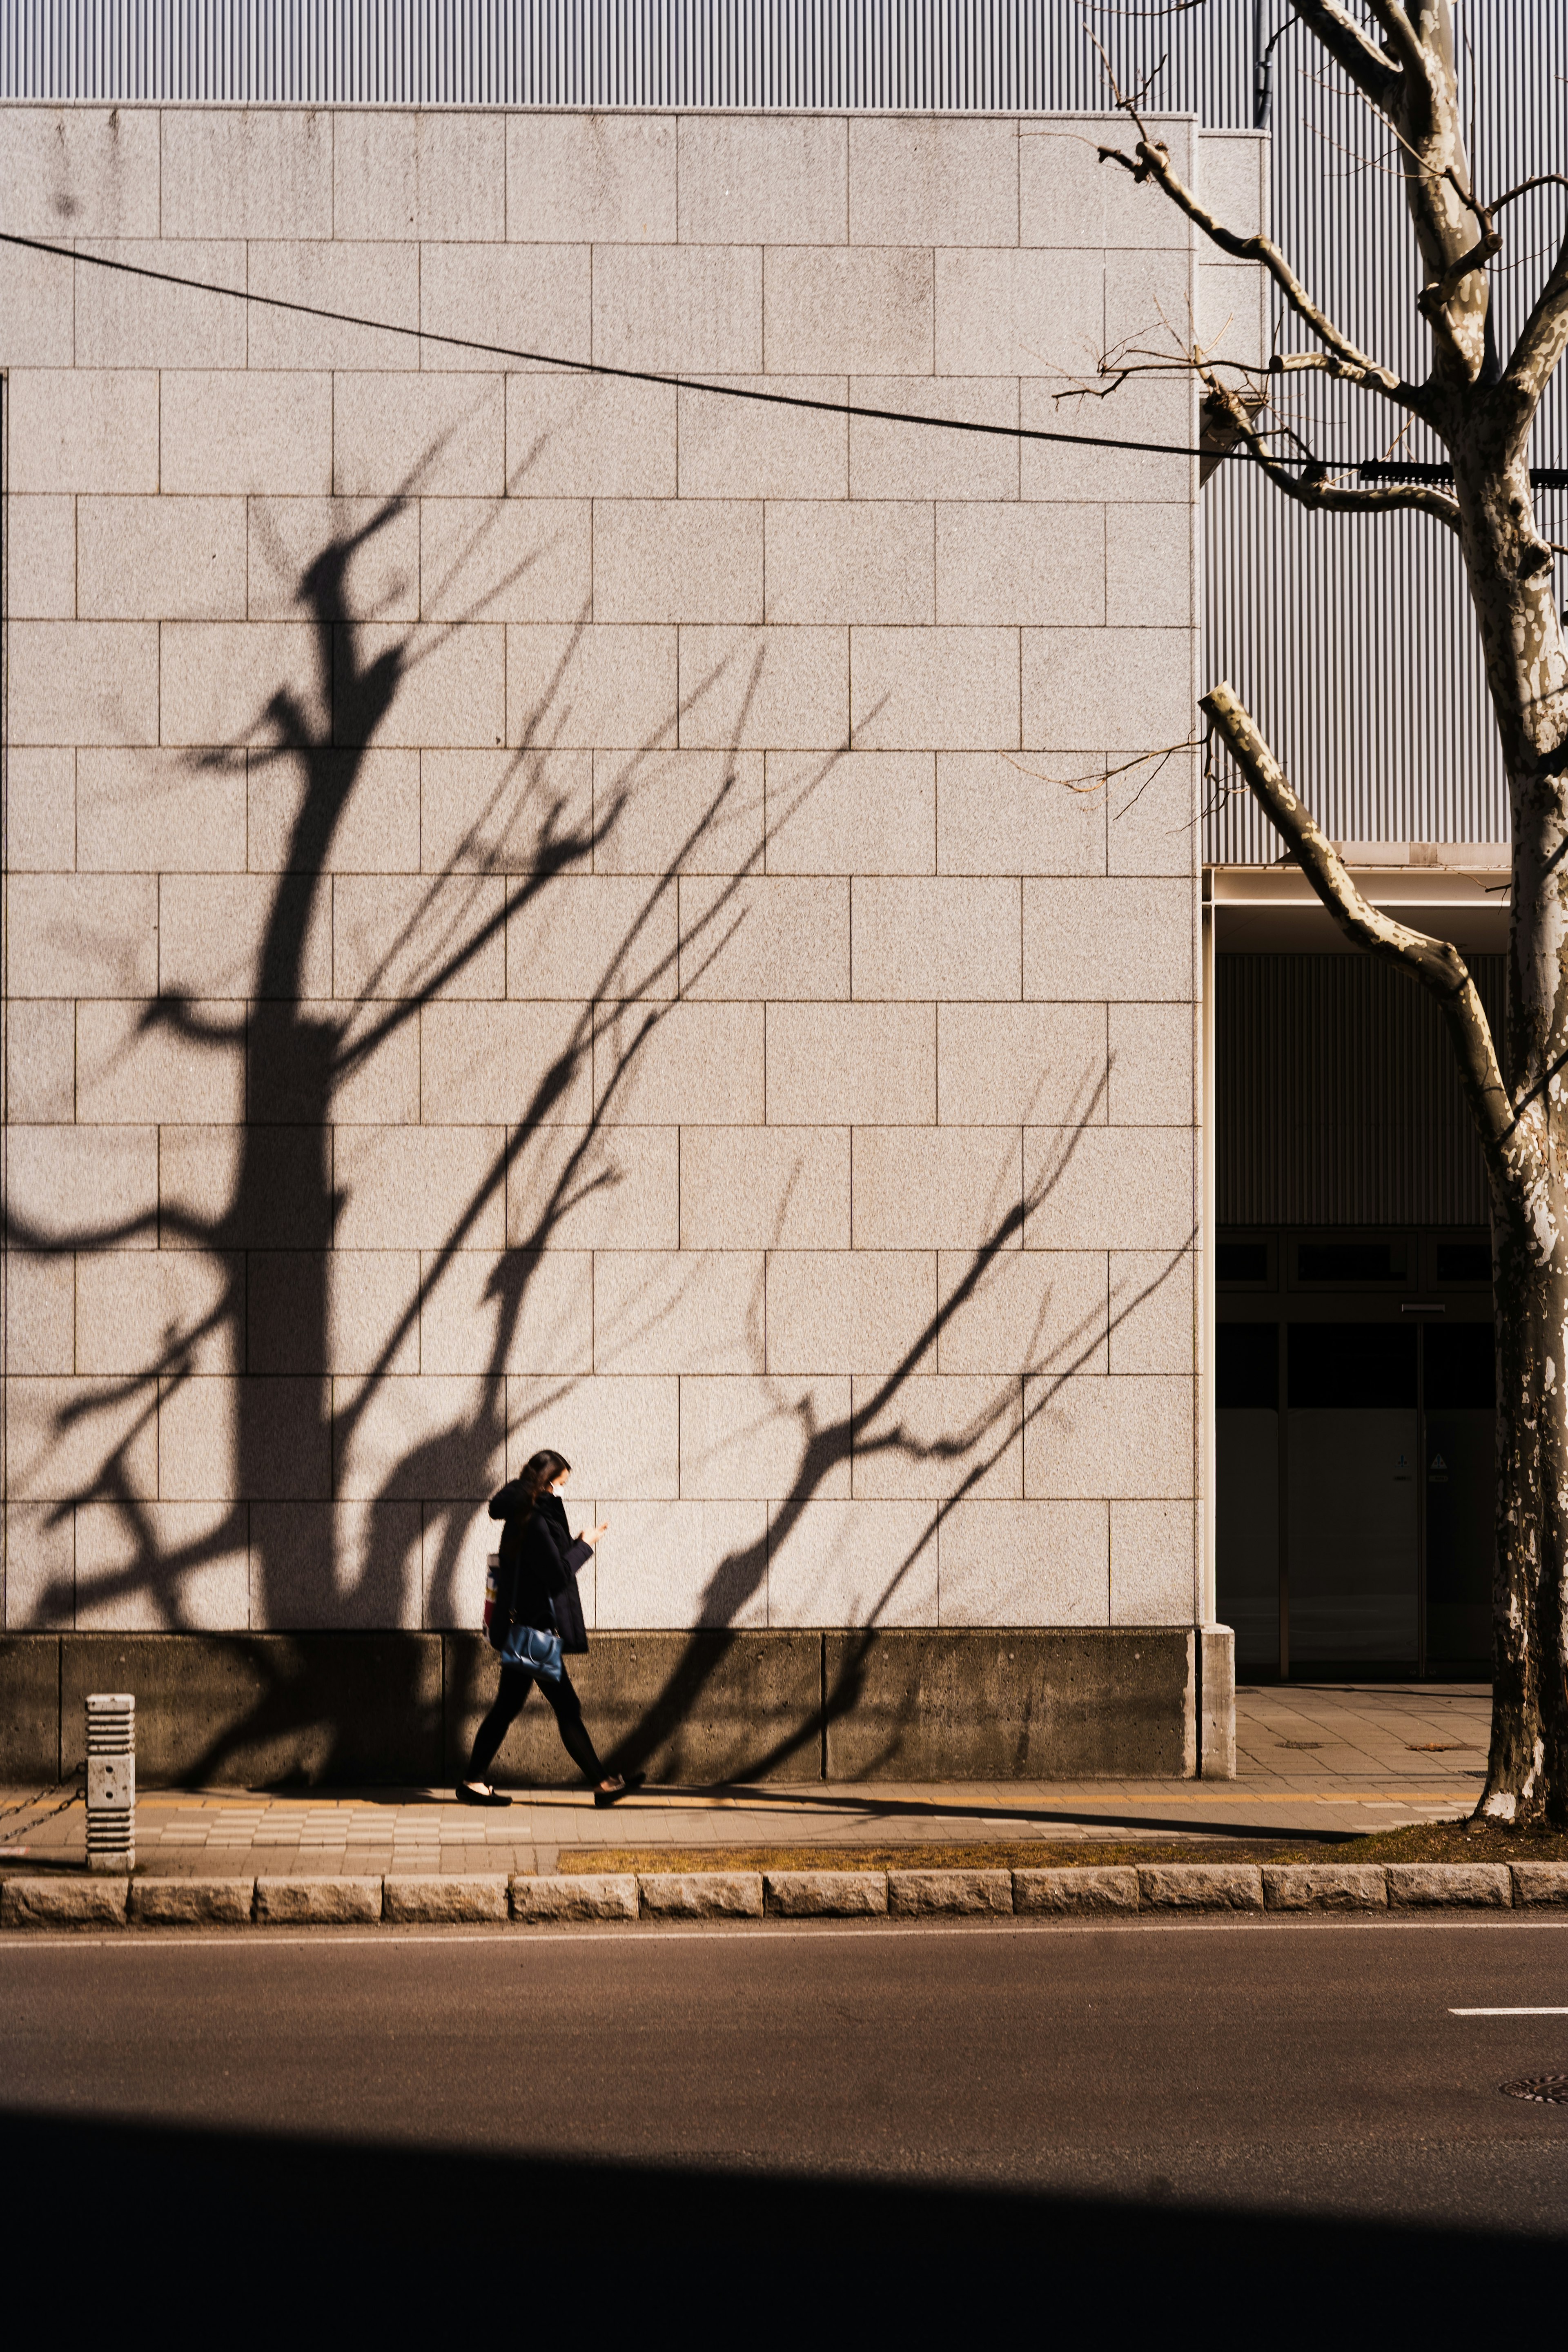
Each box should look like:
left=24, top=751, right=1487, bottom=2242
left=1500, top=2075, right=1568, bottom=2105
left=1276, top=1740, right=1323, bottom=1750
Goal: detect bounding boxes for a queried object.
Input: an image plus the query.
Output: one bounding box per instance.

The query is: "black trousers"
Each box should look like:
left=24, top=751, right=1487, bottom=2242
left=467, top=1659, right=604, bottom=1784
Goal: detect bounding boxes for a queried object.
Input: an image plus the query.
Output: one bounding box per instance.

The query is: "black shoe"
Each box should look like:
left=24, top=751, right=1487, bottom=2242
left=592, top=1772, right=644, bottom=1809
left=456, top=1782, right=511, bottom=1807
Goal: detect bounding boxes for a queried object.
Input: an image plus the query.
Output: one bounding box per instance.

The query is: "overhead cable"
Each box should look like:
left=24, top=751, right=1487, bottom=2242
left=3, top=226, right=1326, bottom=468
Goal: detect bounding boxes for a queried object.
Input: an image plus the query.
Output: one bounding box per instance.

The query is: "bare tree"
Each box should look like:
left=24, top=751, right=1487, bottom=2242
left=1094, top=1, right=1567, bottom=1824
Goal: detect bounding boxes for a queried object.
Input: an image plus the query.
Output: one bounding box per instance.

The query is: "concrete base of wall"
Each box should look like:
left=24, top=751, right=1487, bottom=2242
left=1198, top=1624, right=1237, bottom=1780
left=1, top=1626, right=1218, bottom=1787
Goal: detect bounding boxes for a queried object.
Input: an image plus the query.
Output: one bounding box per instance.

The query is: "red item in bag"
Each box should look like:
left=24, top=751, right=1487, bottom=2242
left=481, top=1550, right=503, bottom=1648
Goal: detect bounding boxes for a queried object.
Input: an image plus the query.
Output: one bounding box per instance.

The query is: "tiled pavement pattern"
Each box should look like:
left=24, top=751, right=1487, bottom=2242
left=0, top=1686, right=1491, bottom=1878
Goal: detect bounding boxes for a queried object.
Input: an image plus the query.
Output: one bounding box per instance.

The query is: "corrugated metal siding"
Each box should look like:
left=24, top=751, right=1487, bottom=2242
left=1203, top=0, right=1566, bottom=860
left=1216, top=951, right=1505, bottom=1226
left=3, top=2, right=1559, bottom=856
left=1, top=0, right=1256, bottom=111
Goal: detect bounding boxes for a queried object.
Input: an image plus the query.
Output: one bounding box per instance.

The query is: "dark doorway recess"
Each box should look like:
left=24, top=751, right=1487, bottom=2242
left=1215, top=1226, right=1492, bottom=1682
left=1214, top=956, right=1498, bottom=1683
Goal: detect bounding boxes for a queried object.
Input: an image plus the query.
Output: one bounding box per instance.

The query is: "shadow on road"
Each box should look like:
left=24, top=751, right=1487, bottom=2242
left=2, top=2110, right=1554, bottom=2318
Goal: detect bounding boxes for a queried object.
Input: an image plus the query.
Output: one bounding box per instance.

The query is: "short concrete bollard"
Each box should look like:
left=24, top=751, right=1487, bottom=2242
left=254, top=1876, right=383, bottom=1924
left=510, top=1874, right=640, bottom=1923
left=85, top=1694, right=135, bottom=1876
left=638, top=1871, right=763, bottom=1919
left=1511, top=1863, right=1568, bottom=1907
left=1262, top=1864, right=1388, bottom=1912
left=888, top=1869, right=1012, bottom=1917
left=383, top=1874, right=509, bottom=1924
left=764, top=1870, right=889, bottom=1918
left=128, top=1878, right=255, bottom=1927
left=1012, top=1866, right=1139, bottom=1917
left=1385, top=1863, right=1512, bottom=1908
left=0, top=1875, right=129, bottom=1929
left=1138, top=1864, right=1264, bottom=1911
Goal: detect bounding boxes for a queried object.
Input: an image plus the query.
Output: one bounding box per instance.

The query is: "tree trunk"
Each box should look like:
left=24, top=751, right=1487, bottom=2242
left=1102, top=0, right=1568, bottom=1820
left=1450, top=426, right=1568, bottom=1825
left=1488, top=1200, right=1568, bottom=1820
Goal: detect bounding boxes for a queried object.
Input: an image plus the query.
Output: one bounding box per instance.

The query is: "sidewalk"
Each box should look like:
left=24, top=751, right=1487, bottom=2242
left=0, top=1684, right=1490, bottom=1879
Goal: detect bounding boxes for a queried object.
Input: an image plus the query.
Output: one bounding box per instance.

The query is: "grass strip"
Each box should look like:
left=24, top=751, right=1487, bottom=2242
left=558, top=1820, right=1568, bottom=1874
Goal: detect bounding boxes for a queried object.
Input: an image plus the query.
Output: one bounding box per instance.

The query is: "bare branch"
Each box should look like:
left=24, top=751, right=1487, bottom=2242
left=1419, top=221, right=1502, bottom=319
left=1096, top=138, right=1410, bottom=403
left=1286, top=1, right=1403, bottom=111
left=1202, top=376, right=1461, bottom=527
left=1505, top=206, right=1568, bottom=409
left=1268, top=349, right=1377, bottom=382
left=1201, top=682, right=1515, bottom=1184
left=1002, top=739, right=1198, bottom=808
left=1287, top=9, right=1490, bottom=386
left=1198, top=384, right=1265, bottom=484
left=1493, top=172, right=1568, bottom=215
left=1361, top=0, right=1435, bottom=120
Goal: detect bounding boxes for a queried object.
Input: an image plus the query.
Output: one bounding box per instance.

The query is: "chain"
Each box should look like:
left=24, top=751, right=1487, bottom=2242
left=0, top=1762, right=86, bottom=1839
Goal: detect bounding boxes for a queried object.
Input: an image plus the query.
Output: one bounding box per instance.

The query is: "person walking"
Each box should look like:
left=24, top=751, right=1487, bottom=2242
left=458, top=1449, right=639, bottom=1809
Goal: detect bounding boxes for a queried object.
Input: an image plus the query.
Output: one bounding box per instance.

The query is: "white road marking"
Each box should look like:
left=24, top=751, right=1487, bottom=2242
left=4, top=1916, right=1568, bottom=1953
left=1449, top=2005, right=1568, bottom=2015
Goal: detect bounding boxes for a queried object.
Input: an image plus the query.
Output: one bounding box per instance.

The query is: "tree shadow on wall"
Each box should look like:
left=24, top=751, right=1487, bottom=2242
left=594, top=1088, right=1196, bottom=1788
left=9, top=475, right=777, bottom=1777
left=8, top=466, right=1196, bottom=1788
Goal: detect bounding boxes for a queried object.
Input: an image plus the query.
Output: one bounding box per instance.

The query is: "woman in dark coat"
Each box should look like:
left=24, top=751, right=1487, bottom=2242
left=458, top=1449, right=638, bottom=1809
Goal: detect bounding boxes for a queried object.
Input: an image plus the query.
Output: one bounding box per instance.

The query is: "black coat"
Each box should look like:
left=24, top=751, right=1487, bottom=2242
left=487, top=1483, right=591, bottom=1654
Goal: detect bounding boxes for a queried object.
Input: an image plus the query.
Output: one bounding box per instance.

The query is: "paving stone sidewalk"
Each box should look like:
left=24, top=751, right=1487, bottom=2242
left=0, top=1683, right=1490, bottom=1879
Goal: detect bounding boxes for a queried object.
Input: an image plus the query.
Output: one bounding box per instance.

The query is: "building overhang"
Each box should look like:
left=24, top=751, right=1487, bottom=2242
left=1207, top=851, right=1510, bottom=955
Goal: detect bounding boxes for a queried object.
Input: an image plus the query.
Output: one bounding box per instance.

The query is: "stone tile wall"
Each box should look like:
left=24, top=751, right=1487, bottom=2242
left=1, top=105, right=1213, bottom=1639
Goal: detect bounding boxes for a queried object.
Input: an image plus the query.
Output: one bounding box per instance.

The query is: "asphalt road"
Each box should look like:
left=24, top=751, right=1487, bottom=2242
left=4, top=1915, right=1565, bottom=2310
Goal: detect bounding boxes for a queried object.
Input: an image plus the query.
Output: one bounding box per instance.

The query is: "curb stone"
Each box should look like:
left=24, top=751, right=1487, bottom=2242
left=1386, top=1862, right=1512, bottom=1908
left=1012, top=1866, right=1138, bottom=1916
left=510, top=1874, right=639, bottom=1922
left=889, top=1869, right=1012, bottom=1917
left=5, top=1858, right=1564, bottom=1927
left=639, top=1871, right=763, bottom=1919
left=254, top=1876, right=383, bottom=1925
left=1262, top=1864, right=1388, bottom=1912
left=1138, top=1864, right=1264, bottom=1911
left=382, top=1874, right=508, bottom=1924
left=1510, top=1862, right=1568, bottom=1907
left=0, top=1875, right=128, bottom=1928
left=765, top=1869, right=889, bottom=1917
left=128, top=1877, right=254, bottom=1927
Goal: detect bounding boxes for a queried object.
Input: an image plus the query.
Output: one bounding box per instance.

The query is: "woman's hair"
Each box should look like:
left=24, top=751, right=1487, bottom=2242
left=519, top=1449, right=571, bottom=1508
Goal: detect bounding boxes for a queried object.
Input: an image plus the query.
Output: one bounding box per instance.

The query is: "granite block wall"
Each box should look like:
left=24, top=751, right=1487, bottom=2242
left=1, top=104, right=1212, bottom=1646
